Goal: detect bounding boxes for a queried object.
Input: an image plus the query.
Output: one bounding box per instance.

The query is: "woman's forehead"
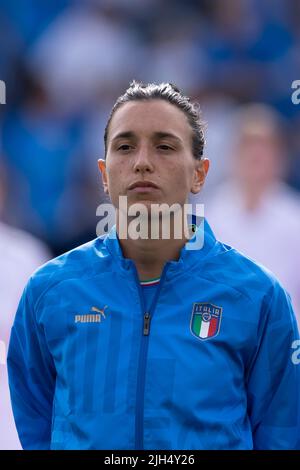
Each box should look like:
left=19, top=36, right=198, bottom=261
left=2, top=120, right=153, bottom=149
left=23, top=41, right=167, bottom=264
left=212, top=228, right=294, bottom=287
left=108, top=99, right=191, bottom=141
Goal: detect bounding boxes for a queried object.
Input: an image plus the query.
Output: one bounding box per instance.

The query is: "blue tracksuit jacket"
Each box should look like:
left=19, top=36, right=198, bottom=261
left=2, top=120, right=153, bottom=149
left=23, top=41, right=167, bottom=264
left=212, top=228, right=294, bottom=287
left=7, top=221, right=300, bottom=449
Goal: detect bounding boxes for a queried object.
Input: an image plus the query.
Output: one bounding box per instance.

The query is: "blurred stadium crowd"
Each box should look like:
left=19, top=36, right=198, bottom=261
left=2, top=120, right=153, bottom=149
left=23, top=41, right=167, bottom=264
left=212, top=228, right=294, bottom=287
left=0, top=0, right=300, bottom=449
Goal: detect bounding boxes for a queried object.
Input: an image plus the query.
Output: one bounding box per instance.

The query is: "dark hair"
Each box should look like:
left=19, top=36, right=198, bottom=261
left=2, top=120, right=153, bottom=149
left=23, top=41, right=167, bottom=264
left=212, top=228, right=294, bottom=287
left=104, top=80, right=205, bottom=160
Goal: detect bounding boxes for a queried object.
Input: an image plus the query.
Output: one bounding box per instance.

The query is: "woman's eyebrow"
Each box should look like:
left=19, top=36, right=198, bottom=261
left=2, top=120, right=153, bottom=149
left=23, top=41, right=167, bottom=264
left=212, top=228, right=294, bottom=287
left=111, top=130, right=182, bottom=143
left=111, top=131, right=136, bottom=142
left=153, top=132, right=182, bottom=143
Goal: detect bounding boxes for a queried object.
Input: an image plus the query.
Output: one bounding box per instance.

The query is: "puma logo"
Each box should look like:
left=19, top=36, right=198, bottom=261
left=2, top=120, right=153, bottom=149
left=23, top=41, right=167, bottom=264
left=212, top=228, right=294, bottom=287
left=75, top=305, right=108, bottom=323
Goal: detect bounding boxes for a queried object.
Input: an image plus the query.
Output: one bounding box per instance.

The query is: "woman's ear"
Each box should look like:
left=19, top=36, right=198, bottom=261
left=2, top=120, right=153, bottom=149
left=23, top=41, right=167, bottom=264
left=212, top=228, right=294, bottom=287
left=191, top=158, right=210, bottom=194
left=98, top=159, right=109, bottom=194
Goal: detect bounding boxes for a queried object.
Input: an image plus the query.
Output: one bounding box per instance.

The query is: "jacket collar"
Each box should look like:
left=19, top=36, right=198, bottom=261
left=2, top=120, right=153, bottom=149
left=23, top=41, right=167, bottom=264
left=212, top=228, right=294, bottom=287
left=103, top=219, right=218, bottom=273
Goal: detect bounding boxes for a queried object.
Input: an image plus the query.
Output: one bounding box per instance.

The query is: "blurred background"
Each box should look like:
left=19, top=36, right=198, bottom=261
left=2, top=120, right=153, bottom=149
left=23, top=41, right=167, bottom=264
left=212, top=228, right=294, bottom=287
left=0, top=0, right=300, bottom=449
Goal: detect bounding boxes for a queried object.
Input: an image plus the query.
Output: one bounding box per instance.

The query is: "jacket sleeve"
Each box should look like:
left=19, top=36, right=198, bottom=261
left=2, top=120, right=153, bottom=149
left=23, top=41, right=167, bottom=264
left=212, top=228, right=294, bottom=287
left=7, top=280, right=56, bottom=449
left=246, top=284, right=300, bottom=449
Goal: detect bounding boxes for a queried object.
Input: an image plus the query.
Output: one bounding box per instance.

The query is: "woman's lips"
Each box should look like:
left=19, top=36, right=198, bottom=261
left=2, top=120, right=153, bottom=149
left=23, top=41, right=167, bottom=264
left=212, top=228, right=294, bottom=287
left=129, top=186, right=159, bottom=193
left=128, top=181, right=160, bottom=193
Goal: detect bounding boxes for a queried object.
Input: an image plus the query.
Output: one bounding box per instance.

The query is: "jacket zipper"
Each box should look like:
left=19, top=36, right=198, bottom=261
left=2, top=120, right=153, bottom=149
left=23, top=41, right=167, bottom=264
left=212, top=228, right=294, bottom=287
left=133, top=263, right=170, bottom=450
left=143, top=312, right=151, bottom=336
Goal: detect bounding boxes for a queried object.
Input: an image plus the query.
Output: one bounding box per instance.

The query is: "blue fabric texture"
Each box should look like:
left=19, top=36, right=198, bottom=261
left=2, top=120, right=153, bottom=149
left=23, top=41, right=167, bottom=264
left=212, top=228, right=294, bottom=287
left=7, top=220, right=300, bottom=449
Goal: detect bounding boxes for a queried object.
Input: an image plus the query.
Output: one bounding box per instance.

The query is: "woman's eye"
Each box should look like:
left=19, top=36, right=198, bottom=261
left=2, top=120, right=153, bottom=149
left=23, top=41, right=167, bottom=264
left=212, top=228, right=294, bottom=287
left=158, top=145, right=173, bottom=151
left=117, top=144, right=132, bottom=151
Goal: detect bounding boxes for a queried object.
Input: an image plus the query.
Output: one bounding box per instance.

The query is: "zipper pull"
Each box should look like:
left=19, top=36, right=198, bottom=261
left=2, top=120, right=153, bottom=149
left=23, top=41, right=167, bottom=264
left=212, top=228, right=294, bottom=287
left=143, top=312, right=151, bottom=336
